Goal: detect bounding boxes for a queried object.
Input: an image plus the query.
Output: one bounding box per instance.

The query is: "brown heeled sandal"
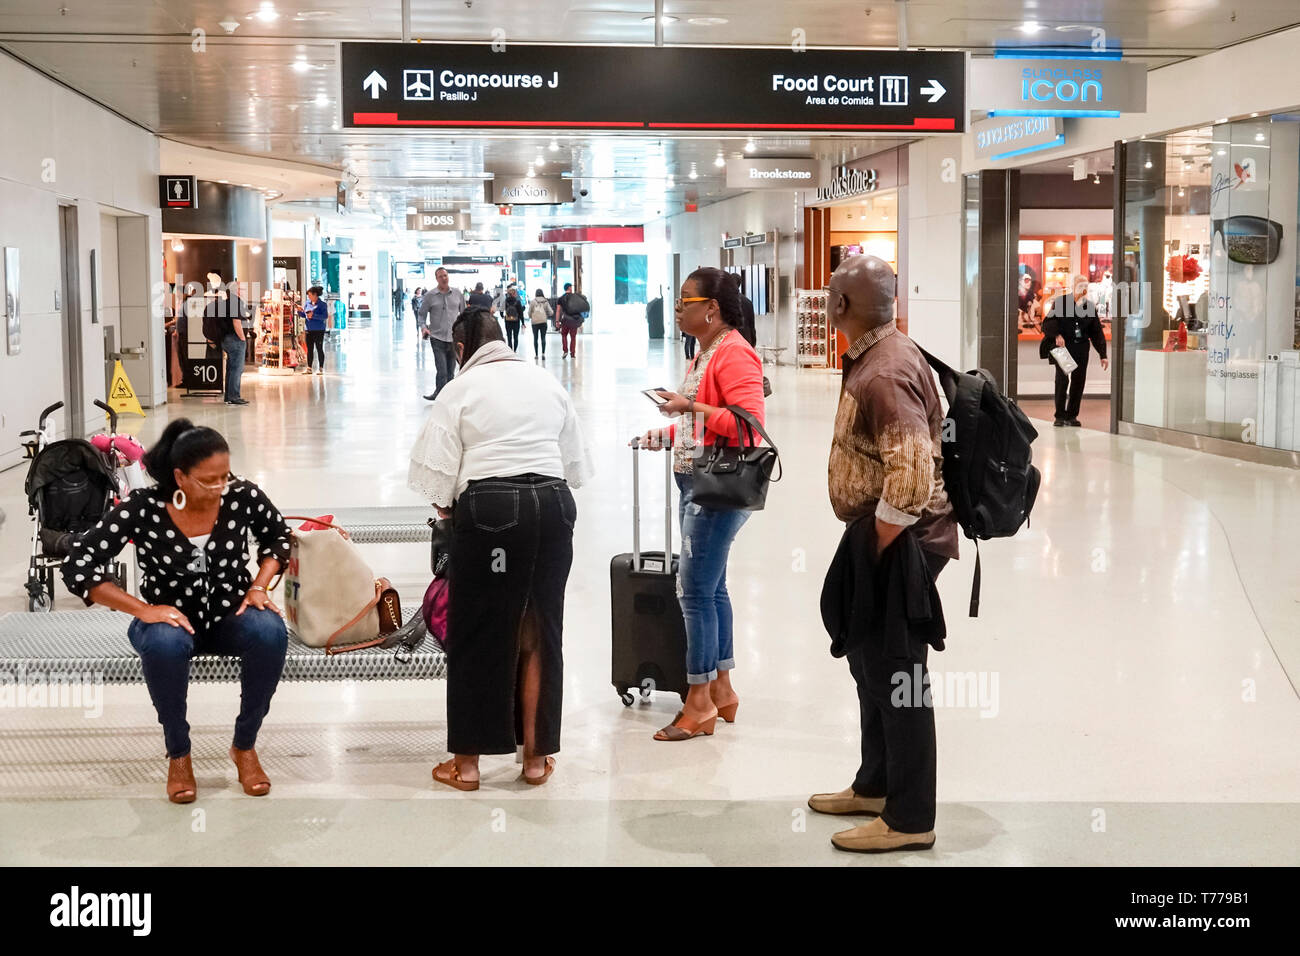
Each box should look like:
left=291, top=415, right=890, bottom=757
left=715, top=701, right=739, bottom=723
left=521, top=756, right=555, bottom=786
left=229, top=746, right=271, bottom=796
left=167, top=755, right=197, bottom=804
left=653, top=709, right=719, bottom=741
left=432, top=758, right=480, bottom=792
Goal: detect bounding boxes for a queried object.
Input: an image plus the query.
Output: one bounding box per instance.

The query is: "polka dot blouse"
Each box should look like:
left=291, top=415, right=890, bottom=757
left=63, top=479, right=292, bottom=634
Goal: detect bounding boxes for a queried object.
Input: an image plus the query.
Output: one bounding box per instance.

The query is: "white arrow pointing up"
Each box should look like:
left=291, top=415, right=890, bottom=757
left=362, top=70, right=388, bottom=99
left=920, top=80, right=946, bottom=104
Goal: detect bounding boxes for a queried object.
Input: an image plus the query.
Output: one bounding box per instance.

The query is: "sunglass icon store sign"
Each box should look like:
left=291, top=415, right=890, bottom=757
left=342, top=44, right=966, bottom=132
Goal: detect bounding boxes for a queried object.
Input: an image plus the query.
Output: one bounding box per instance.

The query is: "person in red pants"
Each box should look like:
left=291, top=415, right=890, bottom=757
left=557, top=283, right=585, bottom=359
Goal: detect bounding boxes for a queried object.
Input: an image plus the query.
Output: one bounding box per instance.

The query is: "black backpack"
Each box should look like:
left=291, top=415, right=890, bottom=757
left=919, top=348, right=1041, bottom=616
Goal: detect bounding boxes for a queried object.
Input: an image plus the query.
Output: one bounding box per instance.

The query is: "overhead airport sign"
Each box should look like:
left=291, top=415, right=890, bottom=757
left=973, top=115, right=1065, bottom=161
left=486, top=176, right=574, bottom=205
left=725, top=157, right=825, bottom=189
left=970, top=58, right=1146, bottom=117
left=159, top=176, right=197, bottom=209
left=406, top=210, right=471, bottom=231
left=341, top=43, right=966, bottom=133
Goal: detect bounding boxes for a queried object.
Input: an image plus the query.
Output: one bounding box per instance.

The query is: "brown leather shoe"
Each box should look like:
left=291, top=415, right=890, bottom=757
left=229, top=746, right=271, bottom=796
left=167, top=755, right=197, bottom=804
left=831, top=816, right=935, bottom=853
left=807, top=786, right=885, bottom=816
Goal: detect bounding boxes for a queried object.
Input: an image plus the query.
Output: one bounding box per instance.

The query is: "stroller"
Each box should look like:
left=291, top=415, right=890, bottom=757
left=21, top=400, right=128, bottom=612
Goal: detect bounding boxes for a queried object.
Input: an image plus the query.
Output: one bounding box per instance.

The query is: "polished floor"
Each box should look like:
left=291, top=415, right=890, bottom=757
left=1, top=315, right=1298, bottom=866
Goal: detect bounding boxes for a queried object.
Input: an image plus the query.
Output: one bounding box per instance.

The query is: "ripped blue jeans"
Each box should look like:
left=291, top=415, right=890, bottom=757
left=674, top=472, right=750, bottom=685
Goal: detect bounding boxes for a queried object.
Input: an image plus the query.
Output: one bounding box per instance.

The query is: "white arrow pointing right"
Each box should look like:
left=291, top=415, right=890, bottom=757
left=920, top=80, right=946, bottom=104
left=362, top=70, right=388, bottom=99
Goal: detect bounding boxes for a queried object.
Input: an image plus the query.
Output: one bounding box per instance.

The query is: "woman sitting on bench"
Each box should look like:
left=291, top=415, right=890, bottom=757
left=64, top=419, right=292, bottom=804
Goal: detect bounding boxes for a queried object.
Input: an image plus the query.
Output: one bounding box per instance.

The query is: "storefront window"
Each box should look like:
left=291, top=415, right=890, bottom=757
left=1118, top=116, right=1300, bottom=449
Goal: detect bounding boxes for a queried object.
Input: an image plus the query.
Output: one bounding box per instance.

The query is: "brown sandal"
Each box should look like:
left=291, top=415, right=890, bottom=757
left=432, top=758, right=480, bottom=792
left=229, top=746, right=271, bottom=796
left=653, top=709, right=719, bottom=741
left=521, top=756, right=555, bottom=786
left=167, top=755, right=197, bottom=804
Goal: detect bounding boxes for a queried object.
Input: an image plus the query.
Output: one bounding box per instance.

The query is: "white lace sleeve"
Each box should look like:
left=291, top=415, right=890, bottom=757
left=559, top=392, right=594, bottom=489
left=408, top=401, right=462, bottom=506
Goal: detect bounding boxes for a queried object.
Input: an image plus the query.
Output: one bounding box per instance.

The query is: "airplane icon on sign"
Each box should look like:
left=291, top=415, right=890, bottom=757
left=404, top=70, right=434, bottom=100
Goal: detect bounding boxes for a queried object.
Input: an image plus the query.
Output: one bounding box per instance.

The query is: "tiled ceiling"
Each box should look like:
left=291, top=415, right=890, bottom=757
left=2, top=0, right=1298, bottom=236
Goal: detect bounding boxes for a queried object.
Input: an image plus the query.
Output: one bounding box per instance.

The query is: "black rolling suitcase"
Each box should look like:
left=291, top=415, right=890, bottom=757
left=610, top=439, right=688, bottom=706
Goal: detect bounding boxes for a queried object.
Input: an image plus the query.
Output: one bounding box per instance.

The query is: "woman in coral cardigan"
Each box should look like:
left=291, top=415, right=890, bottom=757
left=634, top=267, right=765, bottom=742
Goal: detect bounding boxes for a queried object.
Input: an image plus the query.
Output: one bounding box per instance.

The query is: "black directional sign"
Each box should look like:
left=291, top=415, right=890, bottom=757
left=159, top=176, right=197, bottom=209
left=341, top=44, right=966, bottom=133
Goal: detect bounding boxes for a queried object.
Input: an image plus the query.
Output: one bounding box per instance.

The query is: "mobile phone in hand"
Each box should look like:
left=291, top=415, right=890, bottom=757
left=642, top=388, right=669, bottom=406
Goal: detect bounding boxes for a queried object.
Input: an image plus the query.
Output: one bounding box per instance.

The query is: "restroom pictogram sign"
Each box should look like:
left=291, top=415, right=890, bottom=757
left=159, top=176, right=198, bottom=209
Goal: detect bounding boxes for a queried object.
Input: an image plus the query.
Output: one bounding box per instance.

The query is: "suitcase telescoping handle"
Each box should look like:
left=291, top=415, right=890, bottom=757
left=630, top=437, right=673, bottom=574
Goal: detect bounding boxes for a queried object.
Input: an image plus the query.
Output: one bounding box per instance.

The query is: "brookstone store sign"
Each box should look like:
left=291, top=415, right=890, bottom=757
left=815, top=166, right=879, bottom=201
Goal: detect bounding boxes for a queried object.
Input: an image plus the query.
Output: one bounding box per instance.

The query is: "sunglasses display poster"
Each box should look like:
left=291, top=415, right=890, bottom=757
left=1205, top=120, right=1299, bottom=433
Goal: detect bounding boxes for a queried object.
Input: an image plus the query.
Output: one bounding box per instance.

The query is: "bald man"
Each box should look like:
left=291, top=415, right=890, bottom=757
left=1041, top=275, right=1108, bottom=427
left=810, top=254, right=958, bottom=854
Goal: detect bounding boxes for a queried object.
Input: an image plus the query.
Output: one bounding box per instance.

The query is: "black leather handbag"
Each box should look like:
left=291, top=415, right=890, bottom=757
left=690, top=405, right=782, bottom=511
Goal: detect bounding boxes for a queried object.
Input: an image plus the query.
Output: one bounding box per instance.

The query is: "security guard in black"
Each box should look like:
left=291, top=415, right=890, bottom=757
left=1041, top=279, right=1108, bottom=426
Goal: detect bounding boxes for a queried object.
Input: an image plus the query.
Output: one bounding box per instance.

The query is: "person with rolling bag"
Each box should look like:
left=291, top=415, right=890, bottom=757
left=630, top=267, right=774, bottom=742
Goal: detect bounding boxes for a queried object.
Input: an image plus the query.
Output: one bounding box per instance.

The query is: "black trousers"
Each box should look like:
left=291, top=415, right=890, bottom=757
left=504, top=319, right=522, bottom=351
left=684, top=334, right=697, bottom=359
left=446, top=474, right=576, bottom=756
left=532, top=322, right=547, bottom=356
left=1052, top=353, right=1088, bottom=421
left=305, top=329, right=326, bottom=369
left=849, top=550, right=948, bottom=834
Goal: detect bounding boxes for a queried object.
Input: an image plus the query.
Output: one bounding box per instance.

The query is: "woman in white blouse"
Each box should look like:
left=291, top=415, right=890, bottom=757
left=409, top=307, right=592, bottom=791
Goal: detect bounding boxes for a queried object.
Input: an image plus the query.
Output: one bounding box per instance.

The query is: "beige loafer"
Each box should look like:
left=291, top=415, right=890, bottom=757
left=831, top=816, right=935, bottom=854
left=807, top=786, right=886, bottom=816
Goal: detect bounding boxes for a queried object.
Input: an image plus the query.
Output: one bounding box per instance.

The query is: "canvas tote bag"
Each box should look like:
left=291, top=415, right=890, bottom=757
left=279, top=517, right=401, bottom=654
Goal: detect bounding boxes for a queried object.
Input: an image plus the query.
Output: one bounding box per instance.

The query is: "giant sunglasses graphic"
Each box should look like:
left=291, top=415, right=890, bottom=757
left=1211, top=216, right=1285, bottom=265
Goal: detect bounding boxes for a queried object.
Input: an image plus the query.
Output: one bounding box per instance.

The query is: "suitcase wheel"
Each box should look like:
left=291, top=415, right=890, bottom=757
left=619, top=691, right=635, bottom=707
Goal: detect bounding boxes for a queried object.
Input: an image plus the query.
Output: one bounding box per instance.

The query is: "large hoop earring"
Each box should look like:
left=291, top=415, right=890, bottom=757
left=706, top=314, right=713, bottom=324
left=172, top=488, right=186, bottom=510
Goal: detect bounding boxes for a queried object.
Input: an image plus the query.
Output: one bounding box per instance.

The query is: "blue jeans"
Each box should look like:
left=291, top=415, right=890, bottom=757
left=430, top=337, right=456, bottom=397
left=674, top=472, right=750, bottom=685
left=221, top=333, right=246, bottom=400
left=127, top=607, right=288, bottom=758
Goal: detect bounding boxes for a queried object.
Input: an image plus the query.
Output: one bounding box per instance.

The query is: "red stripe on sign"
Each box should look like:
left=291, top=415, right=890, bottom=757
left=352, top=113, right=643, bottom=128
left=647, top=119, right=956, bottom=132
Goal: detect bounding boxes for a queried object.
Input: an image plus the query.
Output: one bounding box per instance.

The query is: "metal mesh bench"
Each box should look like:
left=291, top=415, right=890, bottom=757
left=0, top=610, right=445, bottom=683
left=283, top=506, right=436, bottom=545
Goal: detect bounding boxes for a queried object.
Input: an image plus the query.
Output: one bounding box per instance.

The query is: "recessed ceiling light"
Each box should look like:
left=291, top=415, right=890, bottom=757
left=688, top=16, right=729, bottom=25
left=744, top=139, right=756, bottom=152
left=251, top=244, right=263, bottom=254
left=1217, top=149, right=1226, bottom=156
left=688, top=164, right=698, bottom=179
left=251, top=3, right=279, bottom=23
left=1144, top=160, right=1153, bottom=169
left=641, top=15, right=678, bottom=24
left=1019, top=21, right=1042, bottom=33
left=1250, top=112, right=1259, bottom=117
left=1216, top=117, right=1229, bottom=124
left=1093, top=173, right=1101, bottom=184
left=549, top=139, right=559, bottom=151
left=170, top=238, right=185, bottom=252
left=714, top=153, right=725, bottom=167
left=314, top=93, right=329, bottom=106
left=1177, top=188, right=1184, bottom=197
left=1255, top=132, right=1266, bottom=141
left=292, top=59, right=311, bottom=73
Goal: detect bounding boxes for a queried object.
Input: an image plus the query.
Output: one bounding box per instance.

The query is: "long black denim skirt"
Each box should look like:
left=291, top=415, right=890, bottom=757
left=446, top=474, right=576, bottom=755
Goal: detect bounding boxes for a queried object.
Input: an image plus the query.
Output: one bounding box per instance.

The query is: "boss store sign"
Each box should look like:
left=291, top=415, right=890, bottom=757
left=342, top=43, right=966, bottom=132
left=485, top=176, right=574, bottom=205
left=406, top=210, right=471, bottom=231
left=726, top=158, right=826, bottom=190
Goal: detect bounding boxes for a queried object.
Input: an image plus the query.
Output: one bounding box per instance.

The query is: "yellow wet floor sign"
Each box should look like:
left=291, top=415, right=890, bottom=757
left=107, top=360, right=145, bottom=418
